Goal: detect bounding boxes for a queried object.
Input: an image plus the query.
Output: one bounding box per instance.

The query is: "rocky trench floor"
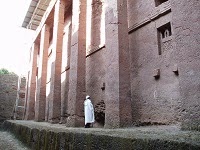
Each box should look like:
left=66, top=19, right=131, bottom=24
left=0, top=129, right=30, bottom=150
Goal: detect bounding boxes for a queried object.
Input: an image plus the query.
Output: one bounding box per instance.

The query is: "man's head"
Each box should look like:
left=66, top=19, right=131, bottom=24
left=86, top=95, right=90, bottom=99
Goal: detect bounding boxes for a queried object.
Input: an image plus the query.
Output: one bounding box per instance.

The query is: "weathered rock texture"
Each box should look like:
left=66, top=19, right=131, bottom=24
left=3, top=120, right=200, bottom=150
left=0, top=74, right=18, bottom=124
left=171, top=0, right=200, bottom=132
left=128, top=0, right=180, bottom=127
left=22, top=0, right=200, bottom=130
left=127, top=0, right=200, bottom=130
left=0, top=130, right=30, bottom=150
left=14, top=76, right=26, bottom=120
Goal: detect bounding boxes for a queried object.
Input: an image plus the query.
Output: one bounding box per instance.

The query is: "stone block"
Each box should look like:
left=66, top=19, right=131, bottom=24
left=153, top=69, right=160, bottom=79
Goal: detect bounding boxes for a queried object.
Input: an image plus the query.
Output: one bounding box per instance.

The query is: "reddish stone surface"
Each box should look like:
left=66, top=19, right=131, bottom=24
left=48, top=0, right=65, bottom=123
left=86, top=48, right=106, bottom=116
left=35, top=24, right=50, bottom=121
left=85, top=0, right=106, bottom=126
left=23, top=0, right=199, bottom=130
left=60, top=10, right=72, bottom=123
left=66, top=0, right=86, bottom=127
left=171, top=0, right=200, bottom=130
left=104, top=0, right=132, bottom=128
left=25, top=43, right=38, bottom=120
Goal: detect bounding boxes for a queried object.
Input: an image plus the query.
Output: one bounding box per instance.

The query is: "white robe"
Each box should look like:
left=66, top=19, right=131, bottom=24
left=84, top=99, right=95, bottom=125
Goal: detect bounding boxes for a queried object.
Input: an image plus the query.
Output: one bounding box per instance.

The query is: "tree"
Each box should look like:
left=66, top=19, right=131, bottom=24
left=0, top=68, right=16, bottom=75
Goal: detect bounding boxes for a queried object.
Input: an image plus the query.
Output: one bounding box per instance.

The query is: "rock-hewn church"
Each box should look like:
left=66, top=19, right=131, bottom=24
left=19, top=0, right=199, bottom=130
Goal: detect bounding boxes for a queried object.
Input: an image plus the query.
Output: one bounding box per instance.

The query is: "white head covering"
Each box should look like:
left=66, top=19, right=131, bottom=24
left=86, top=95, right=90, bottom=99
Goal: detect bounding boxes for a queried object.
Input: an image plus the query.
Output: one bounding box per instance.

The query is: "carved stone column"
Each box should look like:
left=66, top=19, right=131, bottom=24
left=48, top=0, right=65, bottom=123
left=66, top=0, right=87, bottom=127
left=35, top=24, right=50, bottom=121
left=104, top=0, right=132, bottom=128
left=24, top=43, right=38, bottom=120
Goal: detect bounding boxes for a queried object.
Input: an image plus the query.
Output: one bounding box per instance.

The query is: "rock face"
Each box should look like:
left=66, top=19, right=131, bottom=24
left=2, top=120, right=200, bottom=150
left=22, top=0, right=199, bottom=130
left=0, top=74, right=18, bottom=124
left=170, top=0, right=200, bottom=132
left=127, top=0, right=200, bottom=130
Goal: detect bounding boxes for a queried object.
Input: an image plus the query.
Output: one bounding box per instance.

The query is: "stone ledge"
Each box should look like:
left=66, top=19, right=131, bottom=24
left=86, top=45, right=105, bottom=57
left=2, top=120, right=200, bottom=150
left=128, top=2, right=171, bottom=33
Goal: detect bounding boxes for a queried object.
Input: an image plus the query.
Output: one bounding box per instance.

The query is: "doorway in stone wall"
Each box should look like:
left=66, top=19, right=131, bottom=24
left=94, top=83, right=105, bottom=127
left=94, top=100, right=105, bottom=127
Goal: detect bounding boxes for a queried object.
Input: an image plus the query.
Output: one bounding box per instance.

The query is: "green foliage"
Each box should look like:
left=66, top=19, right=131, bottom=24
left=0, top=68, right=9, bottom=74
left=0, top=68, right=16, bottom=75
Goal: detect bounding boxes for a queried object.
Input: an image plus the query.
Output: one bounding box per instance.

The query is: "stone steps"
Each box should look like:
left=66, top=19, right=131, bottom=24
left=2, top=120, right=200, bottom=150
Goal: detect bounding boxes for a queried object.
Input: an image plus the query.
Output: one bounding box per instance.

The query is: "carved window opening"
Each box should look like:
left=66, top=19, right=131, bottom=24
left=157, top=22, right=172, bottom=55
left=159, top=23, right=172, bottom=39
left=155, top=0, right=168, bottom=7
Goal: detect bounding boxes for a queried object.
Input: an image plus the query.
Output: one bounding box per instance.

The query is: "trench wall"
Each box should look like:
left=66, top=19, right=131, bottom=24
left=0, top=74, right=18, bottom=124
left=3, top=120, right=200, bottom=150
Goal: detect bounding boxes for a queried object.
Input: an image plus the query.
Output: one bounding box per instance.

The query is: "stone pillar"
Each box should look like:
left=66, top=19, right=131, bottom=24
left=24, top=43, right=38, bottom=120
left=35, top=24, right=50, bottom=121
left=48, top=0, right=65, bottom=123
left=104, top=0, right=132, bottom=128
left=171, top=0, right=200, bottom=131
left=66, top=0, right=86, bottom=127
left=60, top=21, right=72, bottom=123
left=23, top=71, right=30, bottom=119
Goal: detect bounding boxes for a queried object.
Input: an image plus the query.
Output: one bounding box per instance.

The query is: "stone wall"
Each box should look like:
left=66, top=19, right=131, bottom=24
left=86, top=48, right=106, bottom=127
left=0, top=74, right=18, bottom=124
left=128, top=0, right=181, bottom=125
left=23, top=0, right=199, bottom=130
left=3, top=120, right=200, bottom=150
left=126, top=0, right=200, bottom=130
left=171, top=0, right=200, bottom=131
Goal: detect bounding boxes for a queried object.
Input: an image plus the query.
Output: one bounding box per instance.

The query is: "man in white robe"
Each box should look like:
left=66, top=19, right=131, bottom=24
left=84, top=95, right=95, bottom=128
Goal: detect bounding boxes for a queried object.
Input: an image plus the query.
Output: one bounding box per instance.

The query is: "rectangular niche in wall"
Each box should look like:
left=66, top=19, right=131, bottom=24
left=157, top=22, right=172, bottom=55
left=155, top=0, right=168, bottom=7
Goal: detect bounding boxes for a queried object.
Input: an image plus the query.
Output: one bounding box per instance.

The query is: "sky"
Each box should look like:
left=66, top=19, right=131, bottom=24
left=0, top=0, right=35, bottom=76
